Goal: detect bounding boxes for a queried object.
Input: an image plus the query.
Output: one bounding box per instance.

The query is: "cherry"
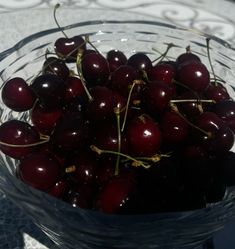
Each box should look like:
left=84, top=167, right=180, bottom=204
left=52, top=112, right=88, bottom=153
left=31, top=74, right=66, bottom=109
left=176, top=50, right=201, bottom=65
left=126, top=114, right=161, bottom=156
left=81, top=53, right=110, bottom=87
left=211, top=100, right=235, bottom=132
left=85, top=86, right=115, bottom=121
left=204, top=83, right=230, bottom=103
left=95, top=176, right=138, bottom=214
left=0, top=120, right=40, bottom=159
left=31, top=101, right=63, bottom=135
left=42, top=57, right=70, bottom=80
left=110, top=65, right=138, bottom=96
left=147, top=62, right=176, bottom=84
left=176, top=61, right=210, bottom=93
left=106, top=49, right=127, bottom=72
left=18, top=152, right=61, bottom=191
left=142, top=81, right=173, bottom=116
left=127, top=52, right=152, bottom=74
left=63, top=76, right=85, bottom=103
left=160, top=110, right=189, bottom=146
left=67, top=152, right=96, bottom=186
left=2, top=77, right=36, bottom=112
left=48, top=178, right=68, bottom=198
left=54, top=35, right=86, bottom=62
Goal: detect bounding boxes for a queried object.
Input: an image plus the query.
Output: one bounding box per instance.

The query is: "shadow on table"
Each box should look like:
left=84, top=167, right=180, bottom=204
left=0, top=195, right=58, bottom=249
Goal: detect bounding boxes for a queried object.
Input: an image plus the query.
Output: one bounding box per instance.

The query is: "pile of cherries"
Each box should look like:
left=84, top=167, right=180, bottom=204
left=1, top=31, right=235, bottom=215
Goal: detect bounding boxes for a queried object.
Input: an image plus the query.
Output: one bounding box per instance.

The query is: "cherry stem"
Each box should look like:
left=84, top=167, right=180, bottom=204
left=121, top=80, right=145, bottom=132
left=54, top=4, right=68, bottom=38
left=206, top=38, right=217, bottom=86
left=85, top=35, right=99, bottom=53
left=170, top=103, right=211, bottom=137
left=152, top=43, right=175, bottom=64
left=135, top=152, right=171, bottom=163
left=65, top=165, right=76, bottom=173
left=114, top=107, right=121, bottom=176
left=90, top=145, right=150, bottom=169
left=170, top=99, right=215, bottom=104
left=0, top=135, right=50, bottom=148
left=76, top=53, right=93, bottom=102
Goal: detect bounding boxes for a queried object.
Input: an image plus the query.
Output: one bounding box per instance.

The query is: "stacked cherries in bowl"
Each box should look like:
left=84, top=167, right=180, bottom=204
left=1, top=18, right=235, bottom=249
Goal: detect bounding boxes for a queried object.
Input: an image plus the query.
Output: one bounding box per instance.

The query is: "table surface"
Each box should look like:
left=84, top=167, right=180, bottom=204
left=1, top=0, right=235, bottom=248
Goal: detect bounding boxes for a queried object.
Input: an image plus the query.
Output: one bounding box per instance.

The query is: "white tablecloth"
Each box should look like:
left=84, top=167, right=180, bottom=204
left=1, top=0, right=235, bottom=248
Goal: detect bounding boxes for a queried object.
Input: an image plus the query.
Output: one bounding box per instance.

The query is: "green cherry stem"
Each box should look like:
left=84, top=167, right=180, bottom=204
left=54, top=4, right=68, bottom=38
left=114, top=107, right=121, bottom=176
left=90, top=145, right=151, bottom=169
left=206, top=38, right=217, bottom=86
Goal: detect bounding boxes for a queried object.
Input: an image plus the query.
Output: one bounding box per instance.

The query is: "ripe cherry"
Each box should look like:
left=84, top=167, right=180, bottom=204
left=127, top=52, right=152, bottom=74
left=107, top=49, right=127, bottom=72
left=54, top=35, right=86, bottom=62
left=127, top=114, right=161, bottom=156
left=0, top=120, right=40, bottom=159
left=2, top=77, right=36, bottom=112
left=18, top=152, right=61, bottom=191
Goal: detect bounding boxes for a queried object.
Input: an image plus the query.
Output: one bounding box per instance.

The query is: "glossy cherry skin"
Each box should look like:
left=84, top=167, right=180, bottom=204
left=95, top=176, right=137, bottom=214
left=31, top=102, right=63, bottom=135
left=52, top=112, right=88, bottom=153
left=147, top=62, right=176, bottom=84
left=0, top=120, right=40, bottom=159
left=127, top=114, right=161, bottom=156
left=176, top=51, right=201, bottom=65
left=211, top=100, right=235, bottom=132
left=2, top=77, right=36, bottom=112
left=42, top=57, right=70, bottom=80
left=31, top=74, right=66, bottom=109
left=204, top=83, right=230, bottom=103
left=47, top=178, right=68, bottom=198
left=63, top=76, right=85, bottom=103
left=85, top=86, right=116, bottom=121
left=160, top=110, right=189, bottom=146
left=176, top=61, right=210, bottom=93
left=81, top=53, right=110, bottom=87
left=127, top=53, right=152, bottom=73
left=54, top=35, right=86, bottom=62
left=18, top=152, right=61, bottom=191
left=142, top=81, right=173, bottom=115
left=110, top=65, right=138, bottom=96
left=107, top=49, right=127, bottom=72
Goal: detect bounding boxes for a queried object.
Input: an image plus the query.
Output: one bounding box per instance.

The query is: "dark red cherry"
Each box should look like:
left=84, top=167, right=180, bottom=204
left=204, top=83, right=230, bottom=103
left=31, top=74, right=66, bottom=109
left=211, top=100, right=235, bottom=132
left=107, top=49, right=127, bottom=72
left=176, top=61, right=210, bottom=93
left=31, top=102, right=63, bottom=135
left=142, top=81, right=173, bottom=115
left=52, top=112, right=88, bottom=152
left=147, top=62, right=176, bottom=84
left=95, top=176, right=137, bottom=214
left=2, top=77, right=36, bottom=112
left=0, top=120, right=40, bottom=159
left=110, top=65, right=138, bottom=96
left=86, top=86, right=115, bottom=121
left=42, top=57, right=70, bottom=80
left=18, top=152, right=61, bottom=191
left=81, top=53, right=110, bottom=87
left=160, top=110, right=189, bottom=146
left=48, top=178, right=68, bottom=198
left=127, top=53, right=152, bottom=74
left=54, top=35, right=86, bottom=62
left=68, top=152, right=96, bottom=186
left=176, top=51, right=201, bottom=65
left=63, top=76, right=85, bottom=103
left=127, top=114, right=161, bottom=156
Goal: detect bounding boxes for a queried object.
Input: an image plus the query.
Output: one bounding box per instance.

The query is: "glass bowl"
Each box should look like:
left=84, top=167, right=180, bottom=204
left=0, top=8, right=235, bottom=249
